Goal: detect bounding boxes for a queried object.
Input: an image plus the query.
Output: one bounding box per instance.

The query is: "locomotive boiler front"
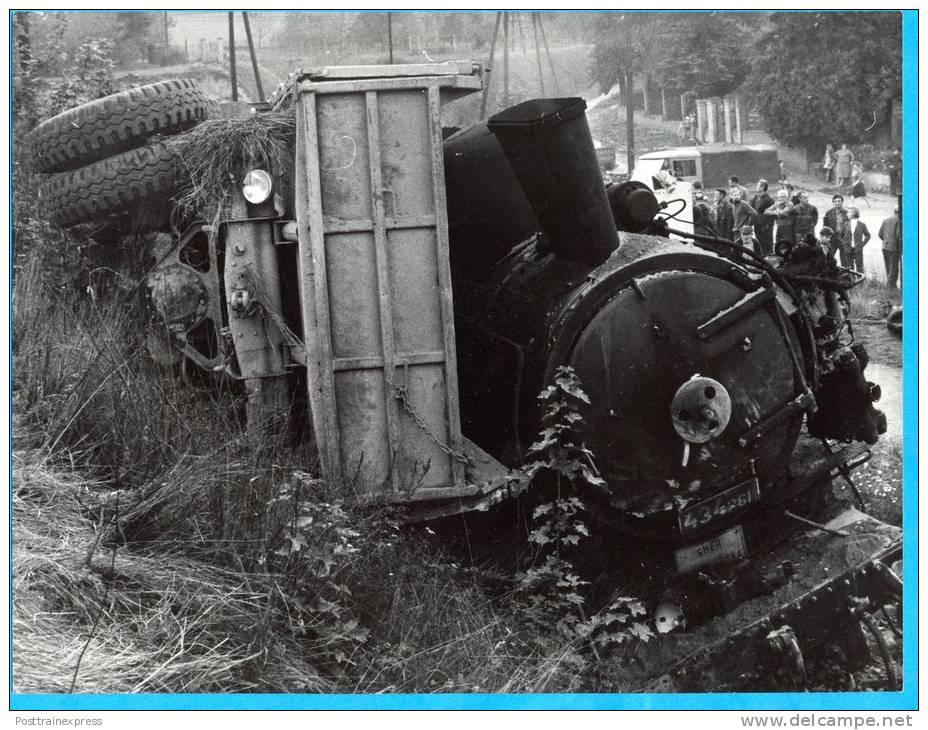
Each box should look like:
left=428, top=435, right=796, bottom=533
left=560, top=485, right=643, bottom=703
left=444, top=98, right=814, bottom=541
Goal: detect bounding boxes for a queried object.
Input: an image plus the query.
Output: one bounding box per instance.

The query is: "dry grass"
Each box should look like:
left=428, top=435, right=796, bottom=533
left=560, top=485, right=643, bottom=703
left=166, top=111, right=296, bottom=214
left=11, top=237, right=591, bottom=696
left=12, top=454, right=333, bottom=694
left=845, top=276, right=901, bottom=319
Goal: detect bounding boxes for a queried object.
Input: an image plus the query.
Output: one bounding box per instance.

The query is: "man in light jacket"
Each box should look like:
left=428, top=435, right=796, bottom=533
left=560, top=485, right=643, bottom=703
left=764, top=189, right=797, bottom=250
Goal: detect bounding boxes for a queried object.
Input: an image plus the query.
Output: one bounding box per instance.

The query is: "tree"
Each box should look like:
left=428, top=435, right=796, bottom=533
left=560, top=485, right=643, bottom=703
left=590, top=13, right=669, bottom=96
left=651, top=13, right=756, bottom=99
left=591, top=13, right=756, bottom=99
left=743, top=12, right=901, bottom=155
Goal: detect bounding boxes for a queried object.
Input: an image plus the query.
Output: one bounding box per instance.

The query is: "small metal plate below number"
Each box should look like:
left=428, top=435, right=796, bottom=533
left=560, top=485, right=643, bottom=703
left=679, top=477, right=761, bottom=535
left=674, top=525, right=747, bottom=574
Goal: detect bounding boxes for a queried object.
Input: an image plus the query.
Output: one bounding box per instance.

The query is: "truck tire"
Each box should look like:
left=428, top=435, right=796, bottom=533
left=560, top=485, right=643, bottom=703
left=885, top=307, right=902, bottom=337
left=28, top=79, right=208, bottom=174
left=41, top=143, right=177, bottom=227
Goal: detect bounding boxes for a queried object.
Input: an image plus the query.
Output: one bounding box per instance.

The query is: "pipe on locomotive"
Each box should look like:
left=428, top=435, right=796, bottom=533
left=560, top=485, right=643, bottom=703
left=487, top=98, right=620, bottom=264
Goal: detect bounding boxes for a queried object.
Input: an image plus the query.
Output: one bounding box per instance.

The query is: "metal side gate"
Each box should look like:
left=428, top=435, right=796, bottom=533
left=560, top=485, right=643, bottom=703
left=293, top=63, right=501, bottom=503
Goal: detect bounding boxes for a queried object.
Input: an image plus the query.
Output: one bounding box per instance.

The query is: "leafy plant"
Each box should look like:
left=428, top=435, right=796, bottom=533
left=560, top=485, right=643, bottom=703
left=516, top=366, right=653, bottom=653
left=265, top=472, right=401, bottom=668
left=36, top=38, right=119, bottom=121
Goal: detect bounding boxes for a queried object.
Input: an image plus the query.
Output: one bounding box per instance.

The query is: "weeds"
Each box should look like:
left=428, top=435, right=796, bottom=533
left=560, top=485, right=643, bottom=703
left=11, top=287, right=629, bottom=693
left=516, top=367, right=653, bottom=660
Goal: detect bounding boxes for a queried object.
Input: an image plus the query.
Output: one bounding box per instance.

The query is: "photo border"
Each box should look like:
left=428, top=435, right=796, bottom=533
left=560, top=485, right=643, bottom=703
left=7, top=7, right=919, bottom=712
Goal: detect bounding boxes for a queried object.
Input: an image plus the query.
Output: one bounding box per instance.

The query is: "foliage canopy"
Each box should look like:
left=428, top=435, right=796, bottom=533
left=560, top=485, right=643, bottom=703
left=743, top=12, right=901, bottom=152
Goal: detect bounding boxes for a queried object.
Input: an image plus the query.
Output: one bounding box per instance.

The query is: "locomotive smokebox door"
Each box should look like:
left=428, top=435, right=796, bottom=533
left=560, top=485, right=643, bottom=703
left=563, top=250, right=808, bottom=539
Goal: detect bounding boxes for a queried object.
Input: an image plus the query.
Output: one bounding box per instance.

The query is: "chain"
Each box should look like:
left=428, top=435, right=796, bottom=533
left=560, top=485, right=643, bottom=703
left=387, top=374, right=473, bottom=467
left=242, top=270, right=471, bottom=468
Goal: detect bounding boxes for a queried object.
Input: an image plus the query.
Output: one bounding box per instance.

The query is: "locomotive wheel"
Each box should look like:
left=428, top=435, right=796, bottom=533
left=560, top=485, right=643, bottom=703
left=28, top=78, right=208, bottom=174
left=41, top=143, right=177, bottom=227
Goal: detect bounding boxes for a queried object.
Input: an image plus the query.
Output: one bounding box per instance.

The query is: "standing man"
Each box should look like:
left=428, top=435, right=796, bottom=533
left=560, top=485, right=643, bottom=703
left=846, top=207, right=871, bottom=273
left=692, top=181, right=713, bottom=234
left=823, top=194, right=850, bottom=265
left=750, top=179, right=775, bottom=255
left=729, top=189, right=757, bottom=240
left=715, top=188, right=734, bottom=241
left=763, top=189, right=797, bottom=253
left=878, top=206, right=901, bottom=288
left=794, top=191, right=819, bottom=241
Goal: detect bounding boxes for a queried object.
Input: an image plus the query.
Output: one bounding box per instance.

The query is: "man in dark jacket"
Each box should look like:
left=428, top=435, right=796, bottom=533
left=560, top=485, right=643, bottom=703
left=794, top=191, right=819, bottom=241
left=845, top=207, right=871, bottom=272
left=715, top=188, right=734, bottom=241
left=750, top=179, right=775, bottom=255
left=729, top=189, right=756, bottom=240
left=692, top=181, right=713, bottom=235
left=823, top=194, right=850, bottom=261
left=879, top=207, right=901, bottom=288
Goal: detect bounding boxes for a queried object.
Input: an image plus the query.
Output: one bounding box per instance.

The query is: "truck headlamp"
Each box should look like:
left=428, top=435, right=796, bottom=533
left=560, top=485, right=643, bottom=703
left=242, top=169, right=273, bottom=204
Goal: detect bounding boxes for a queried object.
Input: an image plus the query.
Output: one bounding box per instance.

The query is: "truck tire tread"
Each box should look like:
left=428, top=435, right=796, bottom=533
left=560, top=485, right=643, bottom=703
left=28, top=79, right=208, bottom=173
left=41, top=143, right=177, bottom=227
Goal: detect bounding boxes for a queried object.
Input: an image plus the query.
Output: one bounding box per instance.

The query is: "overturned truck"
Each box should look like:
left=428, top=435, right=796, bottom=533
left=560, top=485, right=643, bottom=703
left=30, top=64, right=901, bottom=690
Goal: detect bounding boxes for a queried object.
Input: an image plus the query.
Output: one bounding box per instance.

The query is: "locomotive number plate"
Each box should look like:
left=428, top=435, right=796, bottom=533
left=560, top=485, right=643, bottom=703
left=678, top=478, right=760, bottom=535
left=674, top=525, right=747, bottom=574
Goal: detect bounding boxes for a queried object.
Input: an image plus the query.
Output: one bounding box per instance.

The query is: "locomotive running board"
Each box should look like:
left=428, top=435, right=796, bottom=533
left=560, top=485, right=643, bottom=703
left=641, top=531, right=901, bottom=692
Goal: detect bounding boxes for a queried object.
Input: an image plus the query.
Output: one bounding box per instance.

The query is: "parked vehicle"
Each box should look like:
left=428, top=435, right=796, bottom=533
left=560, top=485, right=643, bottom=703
left=632, top=144, right=780, bottom=191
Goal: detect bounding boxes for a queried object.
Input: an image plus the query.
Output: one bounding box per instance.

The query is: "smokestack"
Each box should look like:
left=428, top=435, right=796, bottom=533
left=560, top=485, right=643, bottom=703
left=488, top=98, right=620, bottom=264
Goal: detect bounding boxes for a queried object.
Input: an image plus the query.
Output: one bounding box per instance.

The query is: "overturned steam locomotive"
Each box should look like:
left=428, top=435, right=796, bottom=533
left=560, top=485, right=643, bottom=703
left=445, top=97, right=886, bottom=543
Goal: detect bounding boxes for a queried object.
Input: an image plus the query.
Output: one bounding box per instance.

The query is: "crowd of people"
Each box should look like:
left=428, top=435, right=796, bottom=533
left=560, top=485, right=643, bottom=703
left=689, top=175, right=901, bottom=288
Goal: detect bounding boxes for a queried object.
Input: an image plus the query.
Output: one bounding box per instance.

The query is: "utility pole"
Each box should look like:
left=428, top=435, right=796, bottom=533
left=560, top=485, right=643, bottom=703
left=387, top=12, right=394, bottom=63
left=479, top=12, right=502, bottom=119
left=536, top=13, right=560, bottom=95
left=228, top=12, right=238, bottom=102
left=624, top=14, right=635, bottom=175
left=502, top=12, right=510, bottom=108
left=163, top=12, right=169, bottom=55
left=531, top=13, right=545, bottom=96
left=242, top=12, right=264, bottom=101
